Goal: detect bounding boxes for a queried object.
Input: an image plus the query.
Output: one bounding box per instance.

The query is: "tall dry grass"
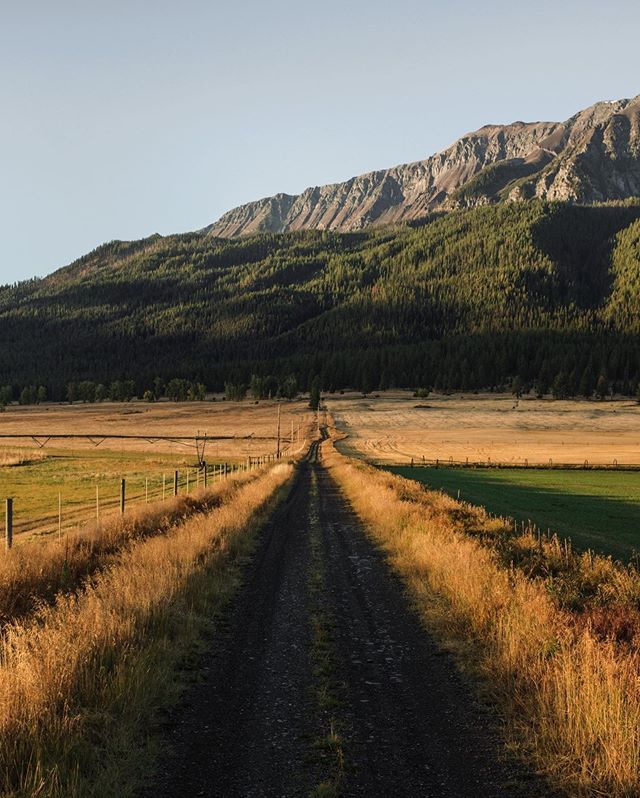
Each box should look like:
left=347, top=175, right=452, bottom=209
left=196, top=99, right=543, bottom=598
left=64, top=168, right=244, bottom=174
left=0, top=450, right=45, bottom=467
left=0, top=462, right=294, bottom=797
left=0, top=469, right=261, bottom=626
left=323, top=437, right=640, bottom=797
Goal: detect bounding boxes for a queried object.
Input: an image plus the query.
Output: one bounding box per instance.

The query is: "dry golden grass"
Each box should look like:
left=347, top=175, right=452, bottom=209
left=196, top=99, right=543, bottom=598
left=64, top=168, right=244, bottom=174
left=0, top=462, right=294, bottom=797
left=0, top=468, right=260, bottom=627
left=328, top=392, right=640, bottom=466
left=0, top=450, right=45, bottom=468
left=323, top=433, right=640, bottom=796
left=0, top=398, right=314, bottom=459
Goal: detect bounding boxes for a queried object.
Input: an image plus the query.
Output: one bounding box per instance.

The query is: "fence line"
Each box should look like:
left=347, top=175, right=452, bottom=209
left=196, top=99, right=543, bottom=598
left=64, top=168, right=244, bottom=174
left=376, top=456, right=640, bottom=472
left=2, top=452, right=295, bottom=549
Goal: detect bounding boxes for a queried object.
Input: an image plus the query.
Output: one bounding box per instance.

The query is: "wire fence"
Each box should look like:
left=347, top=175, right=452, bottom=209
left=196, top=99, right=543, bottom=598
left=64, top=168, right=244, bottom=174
left=1, top=452, right=295, bottom=549
left=374, top=456, right=640, bottom=471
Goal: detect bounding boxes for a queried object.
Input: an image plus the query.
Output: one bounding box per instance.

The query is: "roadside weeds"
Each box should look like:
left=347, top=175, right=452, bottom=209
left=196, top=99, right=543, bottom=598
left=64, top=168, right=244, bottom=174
left=0, top=470, right=260, bottom=626
left=0, top=463, right=295, bottom=798
left=324, top=433, right=640, bottom=798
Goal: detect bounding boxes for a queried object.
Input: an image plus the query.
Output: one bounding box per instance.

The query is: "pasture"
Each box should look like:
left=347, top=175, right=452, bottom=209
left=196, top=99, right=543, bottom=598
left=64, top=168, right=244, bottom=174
left=391, top=465, right=640, bottom=561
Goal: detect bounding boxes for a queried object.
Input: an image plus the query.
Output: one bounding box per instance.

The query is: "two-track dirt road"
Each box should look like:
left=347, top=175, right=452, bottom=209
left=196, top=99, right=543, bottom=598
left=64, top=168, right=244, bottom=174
left=147, top=441, right=550, bottom=797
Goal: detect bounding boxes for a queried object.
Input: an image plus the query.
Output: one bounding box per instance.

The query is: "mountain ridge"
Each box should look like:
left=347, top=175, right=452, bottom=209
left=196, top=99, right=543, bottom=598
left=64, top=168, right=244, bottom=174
left=206, top=95, right=640, bottom=237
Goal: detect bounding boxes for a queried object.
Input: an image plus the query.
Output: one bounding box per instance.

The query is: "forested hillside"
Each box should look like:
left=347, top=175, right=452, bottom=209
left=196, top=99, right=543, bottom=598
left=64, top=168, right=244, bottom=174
left=1, top=200, right=640, bottom=401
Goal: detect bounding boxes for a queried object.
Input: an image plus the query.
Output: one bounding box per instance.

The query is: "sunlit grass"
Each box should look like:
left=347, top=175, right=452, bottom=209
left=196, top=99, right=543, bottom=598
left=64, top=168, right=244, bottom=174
left=0, top=470, right=259, bottom=626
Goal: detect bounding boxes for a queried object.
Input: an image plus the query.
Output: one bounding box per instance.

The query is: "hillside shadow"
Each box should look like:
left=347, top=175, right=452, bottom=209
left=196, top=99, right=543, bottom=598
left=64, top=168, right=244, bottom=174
left=531, top=205, right=640, bottom=309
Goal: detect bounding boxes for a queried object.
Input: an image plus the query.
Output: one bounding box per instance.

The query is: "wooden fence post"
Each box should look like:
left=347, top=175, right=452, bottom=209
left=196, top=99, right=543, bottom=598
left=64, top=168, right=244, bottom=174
left=163, top=473, right=166, bottom=500
left=186, top=471, right=190, bottom=493
left=120, top=479, right=126, bottom=515
left=6, top=498, right=13, bottom=550
left=203, top=463, right=208, bottom=488
left=174, top=470, right=178, bottom=497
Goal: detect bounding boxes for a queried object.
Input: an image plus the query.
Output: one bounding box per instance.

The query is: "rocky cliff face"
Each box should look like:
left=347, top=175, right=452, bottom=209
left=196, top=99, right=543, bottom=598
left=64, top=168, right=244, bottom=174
left=510, top=98, right=640, bottom=203
left=206, top=95, right=640, bottom=237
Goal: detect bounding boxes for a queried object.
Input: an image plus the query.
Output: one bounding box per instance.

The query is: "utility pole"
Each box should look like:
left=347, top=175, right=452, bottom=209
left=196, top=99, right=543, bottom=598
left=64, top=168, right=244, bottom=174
left=5, top=498, right=12, bottom=550
left=276, top=403, right=281, bottom=459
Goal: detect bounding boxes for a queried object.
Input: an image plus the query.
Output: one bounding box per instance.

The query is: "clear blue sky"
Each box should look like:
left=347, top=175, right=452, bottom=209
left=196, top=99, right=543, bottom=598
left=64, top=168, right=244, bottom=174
left=1, top=0, right=639, bottom=282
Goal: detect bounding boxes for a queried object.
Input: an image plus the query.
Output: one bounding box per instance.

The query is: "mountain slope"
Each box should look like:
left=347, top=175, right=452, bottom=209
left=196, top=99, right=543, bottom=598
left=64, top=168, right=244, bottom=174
left=207, top=96, right=640, bottom=237
left=1, top=201, right=640, bottom=398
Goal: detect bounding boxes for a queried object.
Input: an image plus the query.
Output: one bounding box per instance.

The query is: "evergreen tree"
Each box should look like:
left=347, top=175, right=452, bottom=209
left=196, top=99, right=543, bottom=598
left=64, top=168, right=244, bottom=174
left=0, top=386, right=12, bottom=407
left=595, top=375, right=609, bottom=400
left=579, top=366, right=595, bottom=399
left=309, top=376, right=321, bottom=410
left=552, top=372, right=571, bottom=400
left=511, top=376, right=523, bottom=398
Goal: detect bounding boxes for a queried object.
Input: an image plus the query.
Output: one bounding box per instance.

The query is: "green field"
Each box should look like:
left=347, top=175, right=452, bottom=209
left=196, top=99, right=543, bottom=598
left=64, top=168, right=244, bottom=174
left=0, top=448, right=215, bottom=542
left=390, top=466, right=640, bottom=562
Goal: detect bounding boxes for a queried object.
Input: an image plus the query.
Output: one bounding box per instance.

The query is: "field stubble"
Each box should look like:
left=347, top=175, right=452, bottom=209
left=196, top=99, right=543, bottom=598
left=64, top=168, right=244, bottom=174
left=328, top=393, right=640, bottom=466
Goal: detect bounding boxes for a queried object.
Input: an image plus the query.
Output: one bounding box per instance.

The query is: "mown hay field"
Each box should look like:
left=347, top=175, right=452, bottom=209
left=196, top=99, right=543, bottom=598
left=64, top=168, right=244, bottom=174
left=328, top=392, right=640, bottom=466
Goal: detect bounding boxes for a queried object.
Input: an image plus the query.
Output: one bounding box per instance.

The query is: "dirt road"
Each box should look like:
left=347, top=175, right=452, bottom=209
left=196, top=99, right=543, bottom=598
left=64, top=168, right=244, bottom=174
left=147, top=442, right=550, bottom=797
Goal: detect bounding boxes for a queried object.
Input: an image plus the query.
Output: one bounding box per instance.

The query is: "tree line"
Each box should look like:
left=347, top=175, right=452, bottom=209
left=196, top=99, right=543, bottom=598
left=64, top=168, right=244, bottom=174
left=0, top=374, right=303, bottom=407
left=1, top=200, right=640, bottom=399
